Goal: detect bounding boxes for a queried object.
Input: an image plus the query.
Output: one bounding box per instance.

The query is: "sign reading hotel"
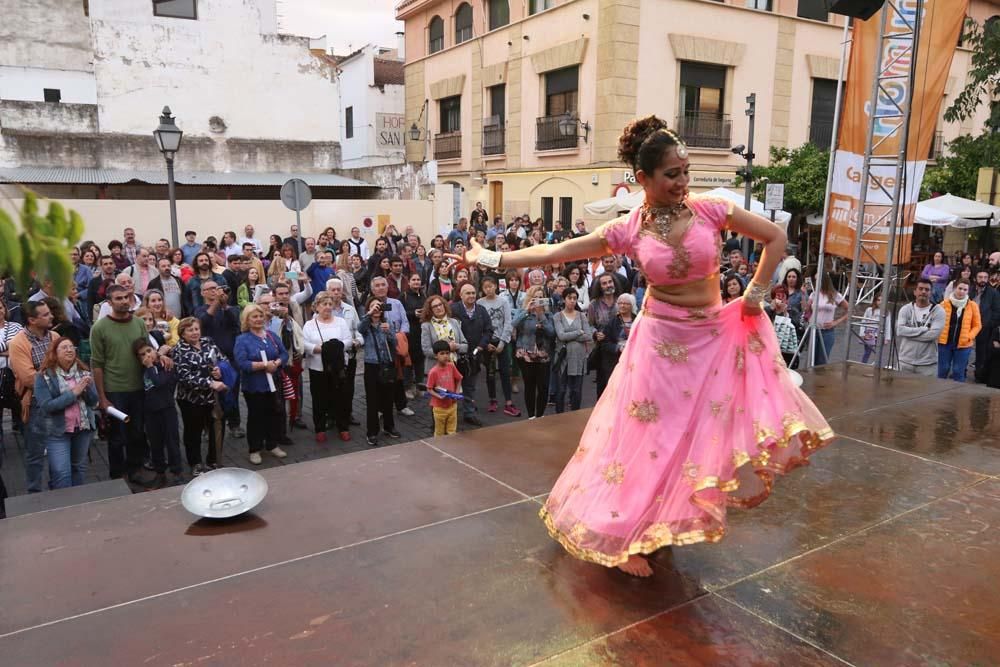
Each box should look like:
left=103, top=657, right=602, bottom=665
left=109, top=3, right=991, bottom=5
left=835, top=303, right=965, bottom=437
left=376, top=113, right=405, bottom=153
left=824, top=1, right=967, bottom=265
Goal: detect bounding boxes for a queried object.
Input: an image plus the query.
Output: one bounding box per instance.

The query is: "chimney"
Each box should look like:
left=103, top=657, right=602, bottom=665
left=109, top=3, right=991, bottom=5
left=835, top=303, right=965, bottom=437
left=396, top=31, right=405, bottom=61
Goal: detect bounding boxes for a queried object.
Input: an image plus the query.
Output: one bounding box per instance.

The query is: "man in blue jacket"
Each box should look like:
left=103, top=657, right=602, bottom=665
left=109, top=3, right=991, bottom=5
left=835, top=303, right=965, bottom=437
left=451, top=282, right=493, bottom=426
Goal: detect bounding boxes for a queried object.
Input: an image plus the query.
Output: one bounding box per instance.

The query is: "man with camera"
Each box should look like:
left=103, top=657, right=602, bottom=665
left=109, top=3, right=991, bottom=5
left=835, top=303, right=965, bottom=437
left=368, top=276, right=414, bottom=417
left=451, top=282, right=493, bottom=427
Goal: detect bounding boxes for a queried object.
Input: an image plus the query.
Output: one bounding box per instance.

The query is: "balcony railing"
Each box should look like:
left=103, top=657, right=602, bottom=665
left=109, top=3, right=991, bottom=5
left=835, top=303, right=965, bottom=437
left=809, top=120, right=834, bottom=149
left=483, top=123, right=505, bottom=155
left=675, top=112, right=732, bottom=149
left=434, top=131, right=462, bottom=160
left=536, top=115, right=579, bottom=151
left=929, top=130, right=944, bottom=160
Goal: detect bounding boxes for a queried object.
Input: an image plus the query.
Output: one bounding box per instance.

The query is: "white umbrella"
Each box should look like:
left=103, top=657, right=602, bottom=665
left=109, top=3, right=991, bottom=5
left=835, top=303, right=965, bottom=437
left=915, top=193, right=1000, bottom=228
left=583, top=188, right=645, bottom=215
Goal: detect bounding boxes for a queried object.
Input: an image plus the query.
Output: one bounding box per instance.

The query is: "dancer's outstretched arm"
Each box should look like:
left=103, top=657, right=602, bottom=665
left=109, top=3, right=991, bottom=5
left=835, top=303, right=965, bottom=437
left=447, top=232, right=608, bottom=271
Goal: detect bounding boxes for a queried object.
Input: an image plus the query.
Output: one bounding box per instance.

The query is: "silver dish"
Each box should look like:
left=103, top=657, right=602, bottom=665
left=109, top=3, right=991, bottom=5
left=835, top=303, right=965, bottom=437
left=787, top=368, right=804, bottom=387
left=181, top=467, right=268, bottom=519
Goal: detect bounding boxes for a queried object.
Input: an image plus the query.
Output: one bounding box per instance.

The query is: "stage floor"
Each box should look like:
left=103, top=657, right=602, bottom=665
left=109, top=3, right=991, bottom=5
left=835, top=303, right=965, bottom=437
left=1, top=363, right=998, bottom=666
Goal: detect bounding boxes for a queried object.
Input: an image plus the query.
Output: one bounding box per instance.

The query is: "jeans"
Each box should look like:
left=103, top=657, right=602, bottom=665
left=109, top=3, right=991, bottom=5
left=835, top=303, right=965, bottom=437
left=243, top=392, right=281, bottom=453
left=460, top=371, right=480, bottom=418
left=363, top=363, right=396, bottom=437
left=937, top=343, right=972, bottom=382
left=485, top=347, right=513, bottom=402
left=814, top=329, right=836, bottom=366
left=105, top=390, right=145, bottom=479
left=177, top=400, right=220, bottom=468
left=145, top=406, right=182, bottom=474
left=46, top=429, right=94, bottom=489
left=225, top=375, right=241, bottom=428
left=23, top=427, right=46, bottom=493
left=553, top=372, right=584, bottom=414
left=517, top=359, right=550, bottom=418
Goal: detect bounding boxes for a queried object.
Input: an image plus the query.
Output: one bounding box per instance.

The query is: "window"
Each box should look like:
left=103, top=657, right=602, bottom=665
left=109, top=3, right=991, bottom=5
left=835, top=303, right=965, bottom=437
left=677, top=62, right=731, bottom=148
left=559, top=198, right=573, bottom=232
left=808, top=78, right=838, bottom=147
left=440, top=96, right=461, bottom=133
left=43, top=88, right=61, bottom=103
left=455, top=3, right=473, bottom=44
left=530, top=0, right=554, bottom=15
left=680, top=62, right=725, bottom=117
left=745, top=0, right=772, bottom=9
left=489, top=84, right=506, bottom=124
left=541, top=197, right=554, bottom=230
left=797, top=0, right=828, bottom=21
left=545, top=66, right=579, bottom=116
left=489, top=0, right=510, bottom=30
left=429, top=16, right=444, bottom=54
left=345, top=106, right=354, bottom=139
left=152, top=0, right=197, bottom=19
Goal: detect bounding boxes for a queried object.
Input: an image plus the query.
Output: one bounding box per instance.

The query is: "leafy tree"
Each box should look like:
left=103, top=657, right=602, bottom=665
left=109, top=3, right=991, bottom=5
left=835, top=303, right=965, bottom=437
left=0, top=189, right=83, bottom=299
left=944, top=16, right=1000, bottom=132
left=738, top=143, right=831, bottom=216
left=920, top=131, right=1000, bottom=200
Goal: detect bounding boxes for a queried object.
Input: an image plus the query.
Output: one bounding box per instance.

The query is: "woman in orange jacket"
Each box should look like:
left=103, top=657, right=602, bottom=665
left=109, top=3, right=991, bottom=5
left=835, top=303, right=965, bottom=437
left=937, top=280, right=981, bottom=382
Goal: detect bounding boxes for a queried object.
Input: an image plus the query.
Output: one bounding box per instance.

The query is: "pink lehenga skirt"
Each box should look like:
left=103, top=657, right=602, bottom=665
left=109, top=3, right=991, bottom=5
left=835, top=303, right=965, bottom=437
left=539, top=297, right=835, bottom=567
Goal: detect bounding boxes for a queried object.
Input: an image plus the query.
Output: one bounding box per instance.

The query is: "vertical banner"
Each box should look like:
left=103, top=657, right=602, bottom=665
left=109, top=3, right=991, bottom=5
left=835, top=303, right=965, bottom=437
left=825, top=1, right=968, bottom=264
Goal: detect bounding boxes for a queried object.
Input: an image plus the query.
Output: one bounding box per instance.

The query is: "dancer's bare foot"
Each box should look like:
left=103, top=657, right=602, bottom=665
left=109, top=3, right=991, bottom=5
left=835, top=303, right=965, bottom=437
left=617, top=554, right=654, bottom=577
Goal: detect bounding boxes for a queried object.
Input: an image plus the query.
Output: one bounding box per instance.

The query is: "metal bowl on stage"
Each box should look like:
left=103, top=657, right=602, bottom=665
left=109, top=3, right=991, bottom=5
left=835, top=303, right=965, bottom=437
left=787, top=368, right=804, bottom=387
left=181, top=467, right=268, bottom=519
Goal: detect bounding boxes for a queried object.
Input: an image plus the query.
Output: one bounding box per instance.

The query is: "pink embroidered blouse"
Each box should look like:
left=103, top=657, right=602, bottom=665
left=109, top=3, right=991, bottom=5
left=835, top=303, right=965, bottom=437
left=596, top=195, right=734, bottom=288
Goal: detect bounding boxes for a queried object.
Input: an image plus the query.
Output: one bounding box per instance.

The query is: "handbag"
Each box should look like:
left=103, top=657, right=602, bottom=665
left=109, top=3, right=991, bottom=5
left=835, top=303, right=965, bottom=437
left=773, top=315, right=799, bottom=354
left=376, top=332, right=397, bottom=385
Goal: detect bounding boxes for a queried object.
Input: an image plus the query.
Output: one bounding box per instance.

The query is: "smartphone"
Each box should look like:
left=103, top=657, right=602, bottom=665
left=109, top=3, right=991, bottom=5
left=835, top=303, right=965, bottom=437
left=804, top=277, right=814, bottom=291
left=381, top=301, right=393, bottom=312
left=498, top=279, right=507, bottom=291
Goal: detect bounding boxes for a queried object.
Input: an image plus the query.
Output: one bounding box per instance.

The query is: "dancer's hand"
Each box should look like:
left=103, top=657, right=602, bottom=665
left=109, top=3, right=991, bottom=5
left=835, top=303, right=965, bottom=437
left=445, top=238, right=483, bottom=267
left=741, top=297, right=763, bottom=318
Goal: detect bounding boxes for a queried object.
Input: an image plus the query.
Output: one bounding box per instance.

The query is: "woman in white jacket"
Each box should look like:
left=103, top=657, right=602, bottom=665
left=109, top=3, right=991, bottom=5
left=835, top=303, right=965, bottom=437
left=303, top=291, right=361, bottom=443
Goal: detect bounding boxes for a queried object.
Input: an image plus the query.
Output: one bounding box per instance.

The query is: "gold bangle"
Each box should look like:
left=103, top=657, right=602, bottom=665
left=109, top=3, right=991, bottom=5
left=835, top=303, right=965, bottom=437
left=744, top=281, right=769, bottom=304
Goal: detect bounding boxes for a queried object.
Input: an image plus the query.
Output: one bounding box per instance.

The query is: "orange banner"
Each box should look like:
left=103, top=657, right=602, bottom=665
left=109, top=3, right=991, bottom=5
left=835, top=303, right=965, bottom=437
left=824, top=1, right=968, bottom=265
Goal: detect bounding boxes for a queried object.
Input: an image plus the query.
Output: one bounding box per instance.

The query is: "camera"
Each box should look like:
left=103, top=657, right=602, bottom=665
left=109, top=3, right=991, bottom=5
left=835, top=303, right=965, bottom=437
left=489, top=336, right=501, bottom=348
left=381, top=301, right=393, bottom=312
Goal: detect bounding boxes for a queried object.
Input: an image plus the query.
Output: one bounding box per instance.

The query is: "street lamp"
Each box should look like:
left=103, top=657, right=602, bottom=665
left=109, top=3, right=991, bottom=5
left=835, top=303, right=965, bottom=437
left=557, top=113, right=591, bottom=143
left=153, top=106, right=183, bottom=248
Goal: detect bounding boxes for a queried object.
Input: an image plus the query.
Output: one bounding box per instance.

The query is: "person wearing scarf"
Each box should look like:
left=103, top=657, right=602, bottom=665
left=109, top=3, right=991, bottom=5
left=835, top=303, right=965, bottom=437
left=28, top=338, right=99, bottom=489
left=420, top=295, right=468, bottom=372
left=937, top=280, right=982, bottom=382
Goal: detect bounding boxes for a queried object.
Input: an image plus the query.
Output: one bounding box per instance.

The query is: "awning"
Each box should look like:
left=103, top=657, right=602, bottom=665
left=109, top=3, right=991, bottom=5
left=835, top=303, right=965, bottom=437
left=699, top=187, right=791, bottom=224
left=0, top=167, right=376, bottom=188
left=915, top=193, right=1000, bottom=228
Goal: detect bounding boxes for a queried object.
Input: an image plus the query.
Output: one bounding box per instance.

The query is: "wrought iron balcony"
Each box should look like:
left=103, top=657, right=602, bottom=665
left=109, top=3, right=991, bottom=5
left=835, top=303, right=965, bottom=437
left=482, top=123, right=505, bottom=156
left=434, top=131, right=462, bottom=160
left=535, top=115, right=580, bottom=151
left=929, top=130, right=944, bottom=160
left=675, top=112, right=732, bottom=149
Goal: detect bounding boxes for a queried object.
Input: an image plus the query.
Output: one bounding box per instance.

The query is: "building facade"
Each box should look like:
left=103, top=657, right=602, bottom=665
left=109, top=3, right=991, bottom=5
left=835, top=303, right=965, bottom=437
left=335, top=43, right=407, bottom=169
left=0, top=0, right=366, bottom=198
left=396, top=0, right=998, bottom=226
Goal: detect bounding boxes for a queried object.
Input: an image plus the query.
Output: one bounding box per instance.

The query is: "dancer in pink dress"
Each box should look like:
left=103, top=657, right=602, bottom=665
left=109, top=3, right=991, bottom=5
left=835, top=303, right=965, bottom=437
left=452, top=116, right=834, bottom=577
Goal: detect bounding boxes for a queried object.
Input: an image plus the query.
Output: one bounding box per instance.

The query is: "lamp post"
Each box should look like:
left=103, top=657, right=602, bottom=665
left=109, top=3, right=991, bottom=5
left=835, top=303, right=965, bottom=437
left=731, top=93, right=756, bottom=258
left=153, top=106, right=183, bottom=248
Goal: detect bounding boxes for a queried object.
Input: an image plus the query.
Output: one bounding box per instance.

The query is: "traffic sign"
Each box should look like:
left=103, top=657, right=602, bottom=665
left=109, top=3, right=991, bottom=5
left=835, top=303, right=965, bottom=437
left=280, top=179, right=312, bottom=212
left=765, top=183, right=785, bottom=211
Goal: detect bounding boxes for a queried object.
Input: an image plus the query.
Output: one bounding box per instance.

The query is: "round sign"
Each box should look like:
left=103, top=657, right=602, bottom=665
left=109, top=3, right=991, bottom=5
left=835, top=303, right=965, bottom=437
left=280, top=178, right=312, bottom=212
left=363, top=217, right=374, bottom=228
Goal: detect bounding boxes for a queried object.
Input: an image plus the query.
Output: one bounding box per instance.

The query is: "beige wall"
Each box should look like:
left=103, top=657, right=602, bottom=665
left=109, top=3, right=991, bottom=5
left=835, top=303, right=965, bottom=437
left=0, top=192, right=446, bottom=250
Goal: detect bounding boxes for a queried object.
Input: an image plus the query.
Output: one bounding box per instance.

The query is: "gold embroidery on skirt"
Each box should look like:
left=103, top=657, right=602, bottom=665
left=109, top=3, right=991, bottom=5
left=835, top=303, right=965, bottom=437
left=735, top=347, right=745, bottom=372
left=710, top=400, right=723, bottom=417
left=602, top=462, right=625, bottom=485
left=649, top=450, right=659, bottom=459
left=681, top=460, right=699, bottom=485
left=655, top=340, right=689, bottom=363
left=628, top=399, right=660, bottom=423
left=748, top=331, right=766, bottom=355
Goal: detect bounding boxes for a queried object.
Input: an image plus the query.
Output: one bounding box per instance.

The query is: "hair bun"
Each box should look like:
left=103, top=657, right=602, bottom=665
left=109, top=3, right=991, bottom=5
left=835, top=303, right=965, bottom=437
left=617, top=115, right=669, bottom=170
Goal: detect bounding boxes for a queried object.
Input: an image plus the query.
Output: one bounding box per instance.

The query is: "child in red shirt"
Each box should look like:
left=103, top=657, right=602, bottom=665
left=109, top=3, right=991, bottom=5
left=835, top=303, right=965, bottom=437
left=426, top=340, right=463, bottom=436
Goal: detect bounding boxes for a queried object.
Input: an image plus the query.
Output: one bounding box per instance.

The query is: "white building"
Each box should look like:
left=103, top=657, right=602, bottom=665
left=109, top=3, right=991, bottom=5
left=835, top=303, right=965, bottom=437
left=0, top=0, right=377, bottom=199
left=335, top=41, right=406, bottom=169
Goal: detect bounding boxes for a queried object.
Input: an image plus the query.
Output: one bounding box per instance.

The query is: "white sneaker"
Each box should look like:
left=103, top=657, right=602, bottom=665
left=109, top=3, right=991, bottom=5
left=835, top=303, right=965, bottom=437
left=269, top=446, right=288, bottom=459
left=248, top=452, right=262, bottom=465
left=528, top=416, right=537, bottom=421
left=399, top=407, right=416, bottom=416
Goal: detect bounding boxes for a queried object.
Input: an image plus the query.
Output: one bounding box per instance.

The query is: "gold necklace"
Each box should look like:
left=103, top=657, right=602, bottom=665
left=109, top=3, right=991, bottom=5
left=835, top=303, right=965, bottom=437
left=643, top=201, right=687, bottom=238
